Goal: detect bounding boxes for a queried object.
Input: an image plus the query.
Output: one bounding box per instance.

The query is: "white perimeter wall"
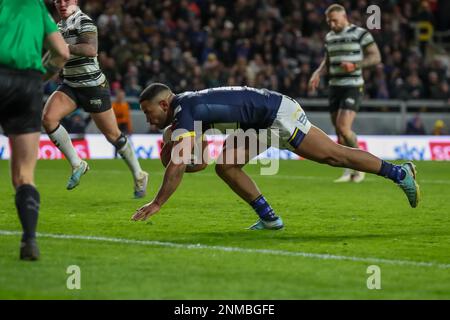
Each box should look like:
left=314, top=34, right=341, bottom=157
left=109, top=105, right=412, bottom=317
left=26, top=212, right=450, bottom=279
left=1, top=134, right=450, bottom=161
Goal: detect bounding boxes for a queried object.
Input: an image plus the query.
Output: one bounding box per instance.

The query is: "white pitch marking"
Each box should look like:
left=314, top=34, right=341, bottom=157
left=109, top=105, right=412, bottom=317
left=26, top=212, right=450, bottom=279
left=1, top=230, right=449, bottom=269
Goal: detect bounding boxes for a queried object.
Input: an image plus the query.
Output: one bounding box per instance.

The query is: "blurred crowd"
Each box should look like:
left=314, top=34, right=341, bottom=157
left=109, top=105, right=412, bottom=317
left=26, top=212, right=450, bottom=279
left=406, top=114, right=448, bottom=135
left=44, top=0, right=450, bottom=102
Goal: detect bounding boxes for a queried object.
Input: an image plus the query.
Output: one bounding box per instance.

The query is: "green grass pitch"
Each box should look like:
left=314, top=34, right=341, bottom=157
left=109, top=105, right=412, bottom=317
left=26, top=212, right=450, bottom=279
left=0, top=159, right=449, bottom=299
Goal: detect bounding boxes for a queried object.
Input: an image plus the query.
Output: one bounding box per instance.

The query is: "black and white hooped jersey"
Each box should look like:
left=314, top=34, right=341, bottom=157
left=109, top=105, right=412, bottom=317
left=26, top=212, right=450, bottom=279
left=58, top=8, right=106, bottom=88
left=325, top=24, right=375, bottom=87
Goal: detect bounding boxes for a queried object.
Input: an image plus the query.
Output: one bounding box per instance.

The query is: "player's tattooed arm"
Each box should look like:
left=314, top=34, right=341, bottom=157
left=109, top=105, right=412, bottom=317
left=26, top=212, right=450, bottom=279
left=361, top=42, right=381, bottom=68
left=68, top=32, right=98, bottom=57
left=342, top=43, right=381, bottom=72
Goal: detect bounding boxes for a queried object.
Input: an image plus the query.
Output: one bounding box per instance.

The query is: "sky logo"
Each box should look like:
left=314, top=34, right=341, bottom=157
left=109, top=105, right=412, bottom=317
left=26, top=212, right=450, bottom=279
left=135, top=145, right=155, bottom=159
left=394, top=143, right=425, bottom=160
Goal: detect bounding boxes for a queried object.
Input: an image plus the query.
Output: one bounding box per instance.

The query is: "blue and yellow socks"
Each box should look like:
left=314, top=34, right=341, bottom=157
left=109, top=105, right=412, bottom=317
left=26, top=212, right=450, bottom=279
left=378, top=160, right=406, bottom=183
left=250, top=195, right=278, bottom=222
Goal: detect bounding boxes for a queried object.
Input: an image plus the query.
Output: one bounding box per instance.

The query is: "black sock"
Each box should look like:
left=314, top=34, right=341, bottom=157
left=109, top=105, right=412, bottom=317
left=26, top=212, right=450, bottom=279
left=15, top=184, right=40, bottom=242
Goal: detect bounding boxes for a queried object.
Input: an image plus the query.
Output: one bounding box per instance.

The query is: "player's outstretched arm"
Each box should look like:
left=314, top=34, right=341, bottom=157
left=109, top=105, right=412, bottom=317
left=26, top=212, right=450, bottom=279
left=42, top=31, right=70, bottom=81
left=132, top=136, right=195, bottom=221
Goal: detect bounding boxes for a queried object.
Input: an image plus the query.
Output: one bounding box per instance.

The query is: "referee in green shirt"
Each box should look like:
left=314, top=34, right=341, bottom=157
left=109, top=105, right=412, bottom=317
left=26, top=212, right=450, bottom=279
left=309, top=4, right=381, bottom=183
left=0, top=0, right=69, bottom=260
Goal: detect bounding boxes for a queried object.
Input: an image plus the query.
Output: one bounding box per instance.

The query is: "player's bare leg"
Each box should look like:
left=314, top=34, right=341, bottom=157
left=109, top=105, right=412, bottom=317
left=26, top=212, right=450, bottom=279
left=332, top=111, right=350, bottom=182
left=295, top=126, right=420, bottom=207
left=215, top=133, right=283, bottom=230
left=91, top=109, right=148, bottom=198
left=335, top=109, right=365, bottom=182
left=42, top=91, right=89, bottom=190
left=298, top=125, right=379, bottom=172
left=215, top=134, right=260, bottom=202
left=9, top=133, right=41, bottom=260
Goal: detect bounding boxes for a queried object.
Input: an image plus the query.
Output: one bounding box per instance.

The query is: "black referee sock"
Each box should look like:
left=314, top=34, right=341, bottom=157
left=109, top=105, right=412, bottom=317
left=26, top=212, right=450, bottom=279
left=15, top=184, right=40, bottom=242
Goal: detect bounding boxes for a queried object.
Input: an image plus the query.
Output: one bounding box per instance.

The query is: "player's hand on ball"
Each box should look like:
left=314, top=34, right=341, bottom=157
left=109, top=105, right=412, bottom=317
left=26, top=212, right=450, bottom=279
left=132, top=201, right=161, bottom=221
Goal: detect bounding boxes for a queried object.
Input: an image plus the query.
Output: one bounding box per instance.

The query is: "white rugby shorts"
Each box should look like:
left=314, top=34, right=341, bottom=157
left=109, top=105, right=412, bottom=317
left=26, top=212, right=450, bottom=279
left=267, top=95, right=312, bottom=151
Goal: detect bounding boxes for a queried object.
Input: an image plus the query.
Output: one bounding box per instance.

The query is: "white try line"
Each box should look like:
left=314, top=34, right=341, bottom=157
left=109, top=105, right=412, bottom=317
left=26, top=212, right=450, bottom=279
left=1, top=230, right=449, bottom=269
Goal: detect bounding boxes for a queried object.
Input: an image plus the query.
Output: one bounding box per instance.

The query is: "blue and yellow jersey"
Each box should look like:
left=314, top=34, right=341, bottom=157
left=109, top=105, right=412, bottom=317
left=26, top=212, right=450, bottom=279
left=170, top=86, right=282, bottom=140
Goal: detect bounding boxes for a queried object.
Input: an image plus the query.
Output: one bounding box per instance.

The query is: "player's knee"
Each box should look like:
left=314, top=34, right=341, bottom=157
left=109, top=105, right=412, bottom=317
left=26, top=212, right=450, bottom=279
left=335, top=123, right=351, bottom=137
left=42, top=113, right=58, bottom=132
left=111, top=133, right=127, bottom=149
left=336, top=125, right=353, bottom=141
